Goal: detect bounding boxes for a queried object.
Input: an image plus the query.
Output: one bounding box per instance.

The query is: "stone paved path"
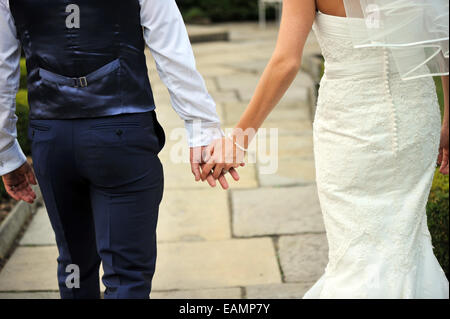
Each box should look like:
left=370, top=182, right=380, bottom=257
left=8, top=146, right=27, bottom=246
left=0, top=23, right=327, bottom=299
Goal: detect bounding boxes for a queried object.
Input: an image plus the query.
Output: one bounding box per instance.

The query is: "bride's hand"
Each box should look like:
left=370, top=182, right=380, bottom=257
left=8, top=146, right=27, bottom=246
left=438, top=124, right=449, bottom=175
left=201, top=137, right=246, bottom=181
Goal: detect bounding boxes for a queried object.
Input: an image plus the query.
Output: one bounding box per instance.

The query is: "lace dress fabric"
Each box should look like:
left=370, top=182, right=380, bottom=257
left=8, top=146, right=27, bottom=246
left=304, top=12, right=449, bottom=299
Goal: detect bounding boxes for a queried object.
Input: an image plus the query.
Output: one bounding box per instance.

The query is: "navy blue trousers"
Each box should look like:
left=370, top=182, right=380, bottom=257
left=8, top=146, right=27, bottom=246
left=28, top=111, right=165, bottom=299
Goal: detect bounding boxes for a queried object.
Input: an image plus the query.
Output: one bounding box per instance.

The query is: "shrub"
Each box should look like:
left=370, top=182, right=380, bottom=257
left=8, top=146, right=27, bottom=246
left=427, top=76, right=449, bottom=279
left=184, top=7, right=211, bottom=24
left=427, top=170, right=449, bottom=279
left=0, top=181, right=5, bottom=201
left=16, top=89, right=31, bottom=157
left=177, top=0, right=262, bottom=23
left=20, top=58, right=27, bottom=90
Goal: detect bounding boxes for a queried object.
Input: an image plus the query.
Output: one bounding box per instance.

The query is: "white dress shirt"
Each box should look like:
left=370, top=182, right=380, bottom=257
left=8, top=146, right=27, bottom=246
left=0, top=0, right=222, bottom=176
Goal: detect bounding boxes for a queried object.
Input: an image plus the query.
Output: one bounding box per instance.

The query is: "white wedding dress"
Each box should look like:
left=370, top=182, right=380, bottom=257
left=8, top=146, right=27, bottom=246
left=304, top=12, right=449, bottom=299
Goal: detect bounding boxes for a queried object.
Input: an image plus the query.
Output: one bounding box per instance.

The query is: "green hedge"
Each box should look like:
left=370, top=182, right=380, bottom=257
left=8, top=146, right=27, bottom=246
left=177, top=0, right=262, bottom=23
left=16, top=89, right=31, bottom=156
left=429, top=76, right=449, bottom=279
left=0, top=58, right=30, bottom=201
left=427, top=170, right=449, bottom=279
left=16, top=58, right=30, bottom=157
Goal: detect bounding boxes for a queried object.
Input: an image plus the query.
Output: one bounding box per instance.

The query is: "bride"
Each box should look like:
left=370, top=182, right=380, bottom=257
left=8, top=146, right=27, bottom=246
left=200, top=0, right=449, bottom=298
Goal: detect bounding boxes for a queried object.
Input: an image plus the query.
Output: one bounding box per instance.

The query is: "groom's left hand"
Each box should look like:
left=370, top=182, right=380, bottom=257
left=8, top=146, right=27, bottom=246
left=1, top=161, right=37, bottom=204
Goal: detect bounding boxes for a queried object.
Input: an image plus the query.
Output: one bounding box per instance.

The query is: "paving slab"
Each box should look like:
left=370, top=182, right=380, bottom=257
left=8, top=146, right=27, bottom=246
left=156, top=111, right=186, bottom=131
left=158, top=189, right=231, bottom=242
left=232, top=186, right=324, bottom=237
left=255, top=135, right=314, bottom=161
left=226, top=163, right=259, bottom=189
left=151, top=287, right=241, bottom=299
left=0, top=246, right=59, bottom=291
left=239, top=85, right=309, bottom=105
left=196, top=66, right=240, bottom=77
left=160, top=162, right=213, bottom=190
left=0, top=292, right=60, bottom=299
left=209, top=90, right=240, bottom=104
left=152, top=238, right=282, bottom=291
left=195, top=52, right=254, bottom=66
left=155, top=103, right=225, bottom=132
left=278, top=234, right=328, bottom=283
left=160, top=153, right=258, bottom=190
left=258, top=158, right=316, bottom=187
left=187, top=26, right=229, bottom=43
left=0, top=186, right=42, bottom=259
left=226, top=22, right=279, bottom=41
left=0, top=238, right=282, bottom=293
left=20, top=207, right=55, bottom=246
left=245, top=283, right=315, bottom=299
left=225, top=60, right=269, bottom=74
left=216, top=74, right=261, bottom=93
left=260, top=120, right=313, bottom=136
left=193, top=42, right=241, bottom=56
left=217, top=72, right=312, bottom=103
left=204, top=78, right=219, bottom=92
left=223, top=102, right=310, bottom=125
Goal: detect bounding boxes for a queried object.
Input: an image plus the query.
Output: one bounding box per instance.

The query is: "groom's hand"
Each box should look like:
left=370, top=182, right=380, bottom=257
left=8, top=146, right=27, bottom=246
left=190, top=146, right=220, bottom=188
left=201, top=137, right=245, bottom=182
left=1, top=162, right=37, bottom=204
left=190, top=146, right=205, bottom=182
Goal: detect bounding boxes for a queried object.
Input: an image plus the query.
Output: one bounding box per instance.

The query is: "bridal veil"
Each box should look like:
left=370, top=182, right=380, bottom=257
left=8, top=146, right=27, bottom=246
left=343, top=0, right=449, bottom=80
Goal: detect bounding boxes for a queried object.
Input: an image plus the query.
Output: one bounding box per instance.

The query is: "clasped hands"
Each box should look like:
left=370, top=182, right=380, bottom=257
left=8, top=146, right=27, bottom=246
left=190, top=135, right=247, bottom=190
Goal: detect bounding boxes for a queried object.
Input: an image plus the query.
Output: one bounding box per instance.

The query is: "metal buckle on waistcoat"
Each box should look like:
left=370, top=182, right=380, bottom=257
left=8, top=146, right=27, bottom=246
left=73, top=76, right=88, bottom=88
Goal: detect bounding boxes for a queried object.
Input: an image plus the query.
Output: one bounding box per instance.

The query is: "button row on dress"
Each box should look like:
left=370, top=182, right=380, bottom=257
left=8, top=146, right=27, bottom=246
left=383, top=49, right=399, bottom=155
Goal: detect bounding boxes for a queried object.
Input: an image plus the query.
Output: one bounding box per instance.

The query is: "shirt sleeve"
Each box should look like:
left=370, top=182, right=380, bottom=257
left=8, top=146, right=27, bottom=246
left=0, top=0, right=27, bottom=176
left=139, top=0, right=224, bottom=147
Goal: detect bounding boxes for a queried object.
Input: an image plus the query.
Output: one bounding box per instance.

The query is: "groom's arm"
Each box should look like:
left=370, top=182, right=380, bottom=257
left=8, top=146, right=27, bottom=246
left=0, top=0, right=27, bottom=176
left=139, top=0, right=223, bottom=148
left=0, top=0, right=36, bottom=204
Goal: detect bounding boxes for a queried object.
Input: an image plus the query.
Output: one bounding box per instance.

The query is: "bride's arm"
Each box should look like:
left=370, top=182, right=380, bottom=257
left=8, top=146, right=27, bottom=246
left=439, top=75, right=449, bottom=175
left=442, top=76, right=449, bottom=128
left=232, top=0, right=317, bottom=146
left=201, top=0, right=317, bottom=180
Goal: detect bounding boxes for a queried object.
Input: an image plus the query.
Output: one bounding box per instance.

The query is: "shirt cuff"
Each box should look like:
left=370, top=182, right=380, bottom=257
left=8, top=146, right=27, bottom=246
left=0, top=139, right=27, bottom=176
left=184, top=121, right=225, bottom=147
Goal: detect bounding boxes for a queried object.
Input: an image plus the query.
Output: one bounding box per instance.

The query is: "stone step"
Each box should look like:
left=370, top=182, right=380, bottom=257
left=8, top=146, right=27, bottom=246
left=187, top=25, right=229, bottom=44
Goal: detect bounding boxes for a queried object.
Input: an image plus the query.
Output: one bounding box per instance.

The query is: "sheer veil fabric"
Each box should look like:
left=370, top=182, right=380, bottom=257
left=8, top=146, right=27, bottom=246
left=343, top=0, right=449, bottom=80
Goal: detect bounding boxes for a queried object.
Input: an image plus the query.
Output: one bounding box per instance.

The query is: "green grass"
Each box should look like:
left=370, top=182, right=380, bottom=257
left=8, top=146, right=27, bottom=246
left=427, top=169, right=449, bottom=279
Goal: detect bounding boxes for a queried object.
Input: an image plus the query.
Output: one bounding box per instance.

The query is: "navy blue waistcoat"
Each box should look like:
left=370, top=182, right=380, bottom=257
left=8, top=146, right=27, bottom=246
left=10, top=0, right=155, bottom=119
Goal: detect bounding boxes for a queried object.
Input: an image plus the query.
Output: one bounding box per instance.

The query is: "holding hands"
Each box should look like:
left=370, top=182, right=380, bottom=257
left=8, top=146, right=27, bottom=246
left=189, top=132, right=249, bottom=189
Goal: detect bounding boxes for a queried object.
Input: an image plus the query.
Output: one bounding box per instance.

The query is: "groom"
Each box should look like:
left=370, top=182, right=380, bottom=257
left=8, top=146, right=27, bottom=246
left=0, top=0, right=232, bottom=298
